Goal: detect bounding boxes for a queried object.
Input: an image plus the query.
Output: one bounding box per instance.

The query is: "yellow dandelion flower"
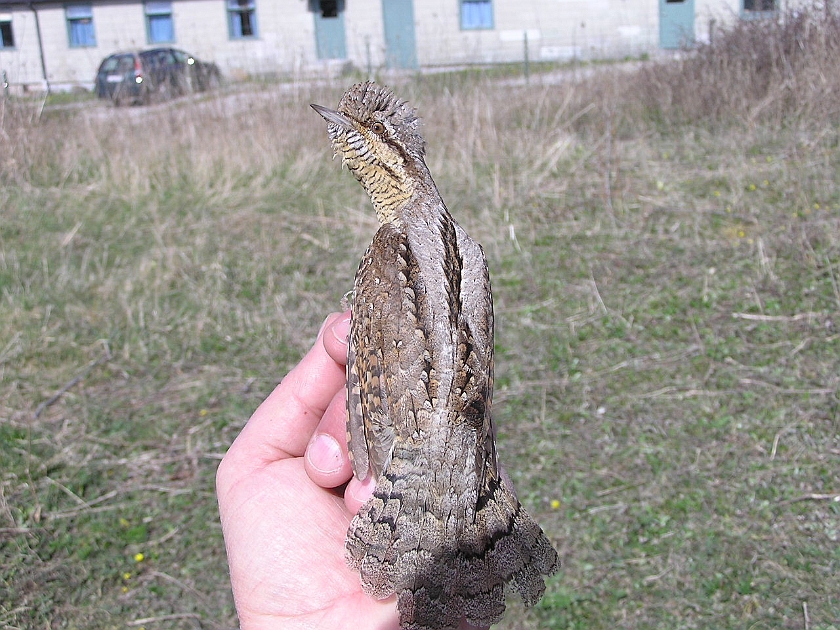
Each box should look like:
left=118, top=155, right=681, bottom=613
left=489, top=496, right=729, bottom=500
left=813, top=203, right=820, bottom=210
left=134, top=552, right=145, bottom=563
left=200, top=409, right=208, bottom=417
left=123, top=572, right=132, bottom=581
left=122, top=586, right=129, bottom=594
left=119, top=517, right=130, bottom=528
left=747, top=183, right=757, bottom=192
left=713, top=190, right=721, bottom=197
left=737, top=230, right=746, bottom=238
left=550, top=499, right=561, bottom=509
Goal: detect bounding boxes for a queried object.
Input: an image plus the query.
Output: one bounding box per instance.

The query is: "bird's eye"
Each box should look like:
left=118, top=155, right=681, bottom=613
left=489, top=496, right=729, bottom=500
left=370, top=122, right=386, bottom=135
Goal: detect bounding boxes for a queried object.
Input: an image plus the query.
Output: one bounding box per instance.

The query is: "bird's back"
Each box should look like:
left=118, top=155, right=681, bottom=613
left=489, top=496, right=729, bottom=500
left=314, top=81, right=559, bottom=630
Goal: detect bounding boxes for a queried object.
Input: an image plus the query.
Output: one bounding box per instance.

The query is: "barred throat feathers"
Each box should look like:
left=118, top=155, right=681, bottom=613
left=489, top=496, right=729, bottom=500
left=316, top=81, right=427, bottom=226
left=335, top=127, right=416, bottom=225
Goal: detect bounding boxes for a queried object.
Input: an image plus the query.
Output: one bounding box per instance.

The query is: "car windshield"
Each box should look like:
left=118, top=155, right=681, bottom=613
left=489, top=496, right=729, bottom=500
left=101, top=55, right=134, bottom=73
left=141, top=50, right=173, bottom=68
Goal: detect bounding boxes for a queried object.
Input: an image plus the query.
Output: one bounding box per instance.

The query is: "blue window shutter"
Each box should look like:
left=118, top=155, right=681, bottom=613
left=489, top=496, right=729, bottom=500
left=67, top=4, right=96, bottom=46
left=148, top=15, right=173, bottom=42
left=227, top=0, right=256, bottom=38
left=461, top=0, right=492, bottom=30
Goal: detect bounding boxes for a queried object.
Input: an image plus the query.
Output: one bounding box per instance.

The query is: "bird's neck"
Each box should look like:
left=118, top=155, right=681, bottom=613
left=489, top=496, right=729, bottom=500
left=348, top=152, right=440, bottom=226
left=367, top=166, right=416, bottom=225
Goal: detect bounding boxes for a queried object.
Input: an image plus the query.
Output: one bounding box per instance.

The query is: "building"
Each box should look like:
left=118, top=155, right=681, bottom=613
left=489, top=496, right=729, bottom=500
left=0, top=0, right=792, bottom=94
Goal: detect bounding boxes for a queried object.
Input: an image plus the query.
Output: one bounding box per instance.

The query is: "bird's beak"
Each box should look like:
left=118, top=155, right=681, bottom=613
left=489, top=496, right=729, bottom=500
left=311, top=104, right=354, bottom=130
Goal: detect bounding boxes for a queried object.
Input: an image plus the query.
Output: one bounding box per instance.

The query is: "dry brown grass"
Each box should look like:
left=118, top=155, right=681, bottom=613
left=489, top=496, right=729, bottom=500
left=635, top=2, right=840, bottom=128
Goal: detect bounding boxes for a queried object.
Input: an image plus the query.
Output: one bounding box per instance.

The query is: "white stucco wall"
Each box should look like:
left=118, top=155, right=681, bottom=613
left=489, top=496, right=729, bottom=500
left=0, top=0, right=325, bottom=90
left=395, top=0, right=658, bottom=66
left=343, top=0, right=386, bottom=69
left=0, top=0, right=801, bottom=93
left=0, top=8, right=43, bottom=87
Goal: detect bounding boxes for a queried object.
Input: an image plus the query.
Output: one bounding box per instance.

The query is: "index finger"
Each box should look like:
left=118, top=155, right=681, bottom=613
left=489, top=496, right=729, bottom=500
left=222, top=312, right=348, bottom=473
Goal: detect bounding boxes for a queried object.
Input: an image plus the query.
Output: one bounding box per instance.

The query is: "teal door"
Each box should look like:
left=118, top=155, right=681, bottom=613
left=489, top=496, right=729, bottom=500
left=382, top=0, right=417, bottom=69
left=660, top=0, right=695, bottom=49
left=313, top=0, right=347, bottom=59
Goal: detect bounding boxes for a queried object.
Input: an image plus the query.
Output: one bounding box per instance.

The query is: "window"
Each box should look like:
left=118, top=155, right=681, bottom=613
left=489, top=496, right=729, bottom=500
left=744, top=0, right=776, bottom=11
left=0, top=14, right=14, bottom=49
left=319, top=0, right=338, bottom=18
left=461, top=0, right=492, bottom=30
left=146, top=1, right=174, bottom=43
left=228, top=0, right=257, bottom=39
left=66, top=4, right=96, bottom=47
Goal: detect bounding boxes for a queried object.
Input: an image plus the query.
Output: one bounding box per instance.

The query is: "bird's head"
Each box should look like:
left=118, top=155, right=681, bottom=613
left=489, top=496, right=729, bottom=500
left=312, top=82, right=426, bottom=224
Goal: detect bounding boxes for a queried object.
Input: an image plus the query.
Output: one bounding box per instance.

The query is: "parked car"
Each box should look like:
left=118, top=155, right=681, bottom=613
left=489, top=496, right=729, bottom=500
left=95, top=48, right=222, bottom=105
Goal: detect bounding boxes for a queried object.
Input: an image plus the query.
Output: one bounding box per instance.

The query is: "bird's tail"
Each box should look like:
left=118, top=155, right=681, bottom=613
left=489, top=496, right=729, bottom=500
left=345, top=467, right=559, bottom=630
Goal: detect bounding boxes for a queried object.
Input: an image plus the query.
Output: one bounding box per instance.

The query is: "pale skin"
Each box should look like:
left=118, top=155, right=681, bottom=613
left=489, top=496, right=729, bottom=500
left=216, top=311, right=487, bottom=630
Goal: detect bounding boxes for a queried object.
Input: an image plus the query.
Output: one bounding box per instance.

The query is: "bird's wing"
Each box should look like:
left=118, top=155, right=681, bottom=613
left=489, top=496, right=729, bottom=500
left=346, top=247, right=391, bottom=481
left=348, top=223, right=430, bottom=480
left=346, top=333, right=373, bottom=480
left=450, top=223, right=497, bottom=495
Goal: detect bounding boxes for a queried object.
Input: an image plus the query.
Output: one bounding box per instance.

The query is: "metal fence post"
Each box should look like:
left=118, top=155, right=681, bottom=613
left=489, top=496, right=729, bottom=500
left=523, top=31, right=530, bottom=83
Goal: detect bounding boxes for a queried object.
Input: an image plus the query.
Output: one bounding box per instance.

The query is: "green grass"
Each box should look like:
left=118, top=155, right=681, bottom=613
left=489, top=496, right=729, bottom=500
left=2, top=13, right=840, bottom=627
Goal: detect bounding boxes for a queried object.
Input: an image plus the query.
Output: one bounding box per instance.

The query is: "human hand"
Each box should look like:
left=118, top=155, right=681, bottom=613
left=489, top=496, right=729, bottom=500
left=217, top=311, right=489, bottom=630
left=216, top=311, right=399, bottom=630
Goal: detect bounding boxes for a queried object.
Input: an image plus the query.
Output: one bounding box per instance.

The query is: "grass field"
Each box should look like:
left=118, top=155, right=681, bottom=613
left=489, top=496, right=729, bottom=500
left=2, top=8, right=839, bottom=629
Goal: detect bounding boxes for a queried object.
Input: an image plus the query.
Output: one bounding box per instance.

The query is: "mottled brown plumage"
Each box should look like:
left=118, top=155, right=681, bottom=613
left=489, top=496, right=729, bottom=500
left=312, top=82, right=559, bottom=630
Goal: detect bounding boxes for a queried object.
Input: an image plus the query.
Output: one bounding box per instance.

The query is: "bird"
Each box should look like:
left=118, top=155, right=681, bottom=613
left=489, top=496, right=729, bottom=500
left=312, top=82, right=559, bottom=630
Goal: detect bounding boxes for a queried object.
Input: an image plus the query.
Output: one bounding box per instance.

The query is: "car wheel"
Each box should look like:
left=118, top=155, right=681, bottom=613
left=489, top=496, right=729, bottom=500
left=180, top=70, right=195, bottom=95
left=155, top=78, right=174, bottom=103
left=112, top=85, right=125, bottom=107
left=139, top=85, right=152, bottom=106
left=206, top=69, right=222, bottom=90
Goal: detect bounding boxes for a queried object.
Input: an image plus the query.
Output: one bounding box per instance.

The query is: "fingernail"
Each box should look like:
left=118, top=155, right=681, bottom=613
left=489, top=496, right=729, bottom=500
left=307, top=433, right=344, bottom=474
left=317, top=314, right=333, bottom=339
left=331, top=313, right=351, bottom=347
left=348, top=473, right=377, bottom=504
